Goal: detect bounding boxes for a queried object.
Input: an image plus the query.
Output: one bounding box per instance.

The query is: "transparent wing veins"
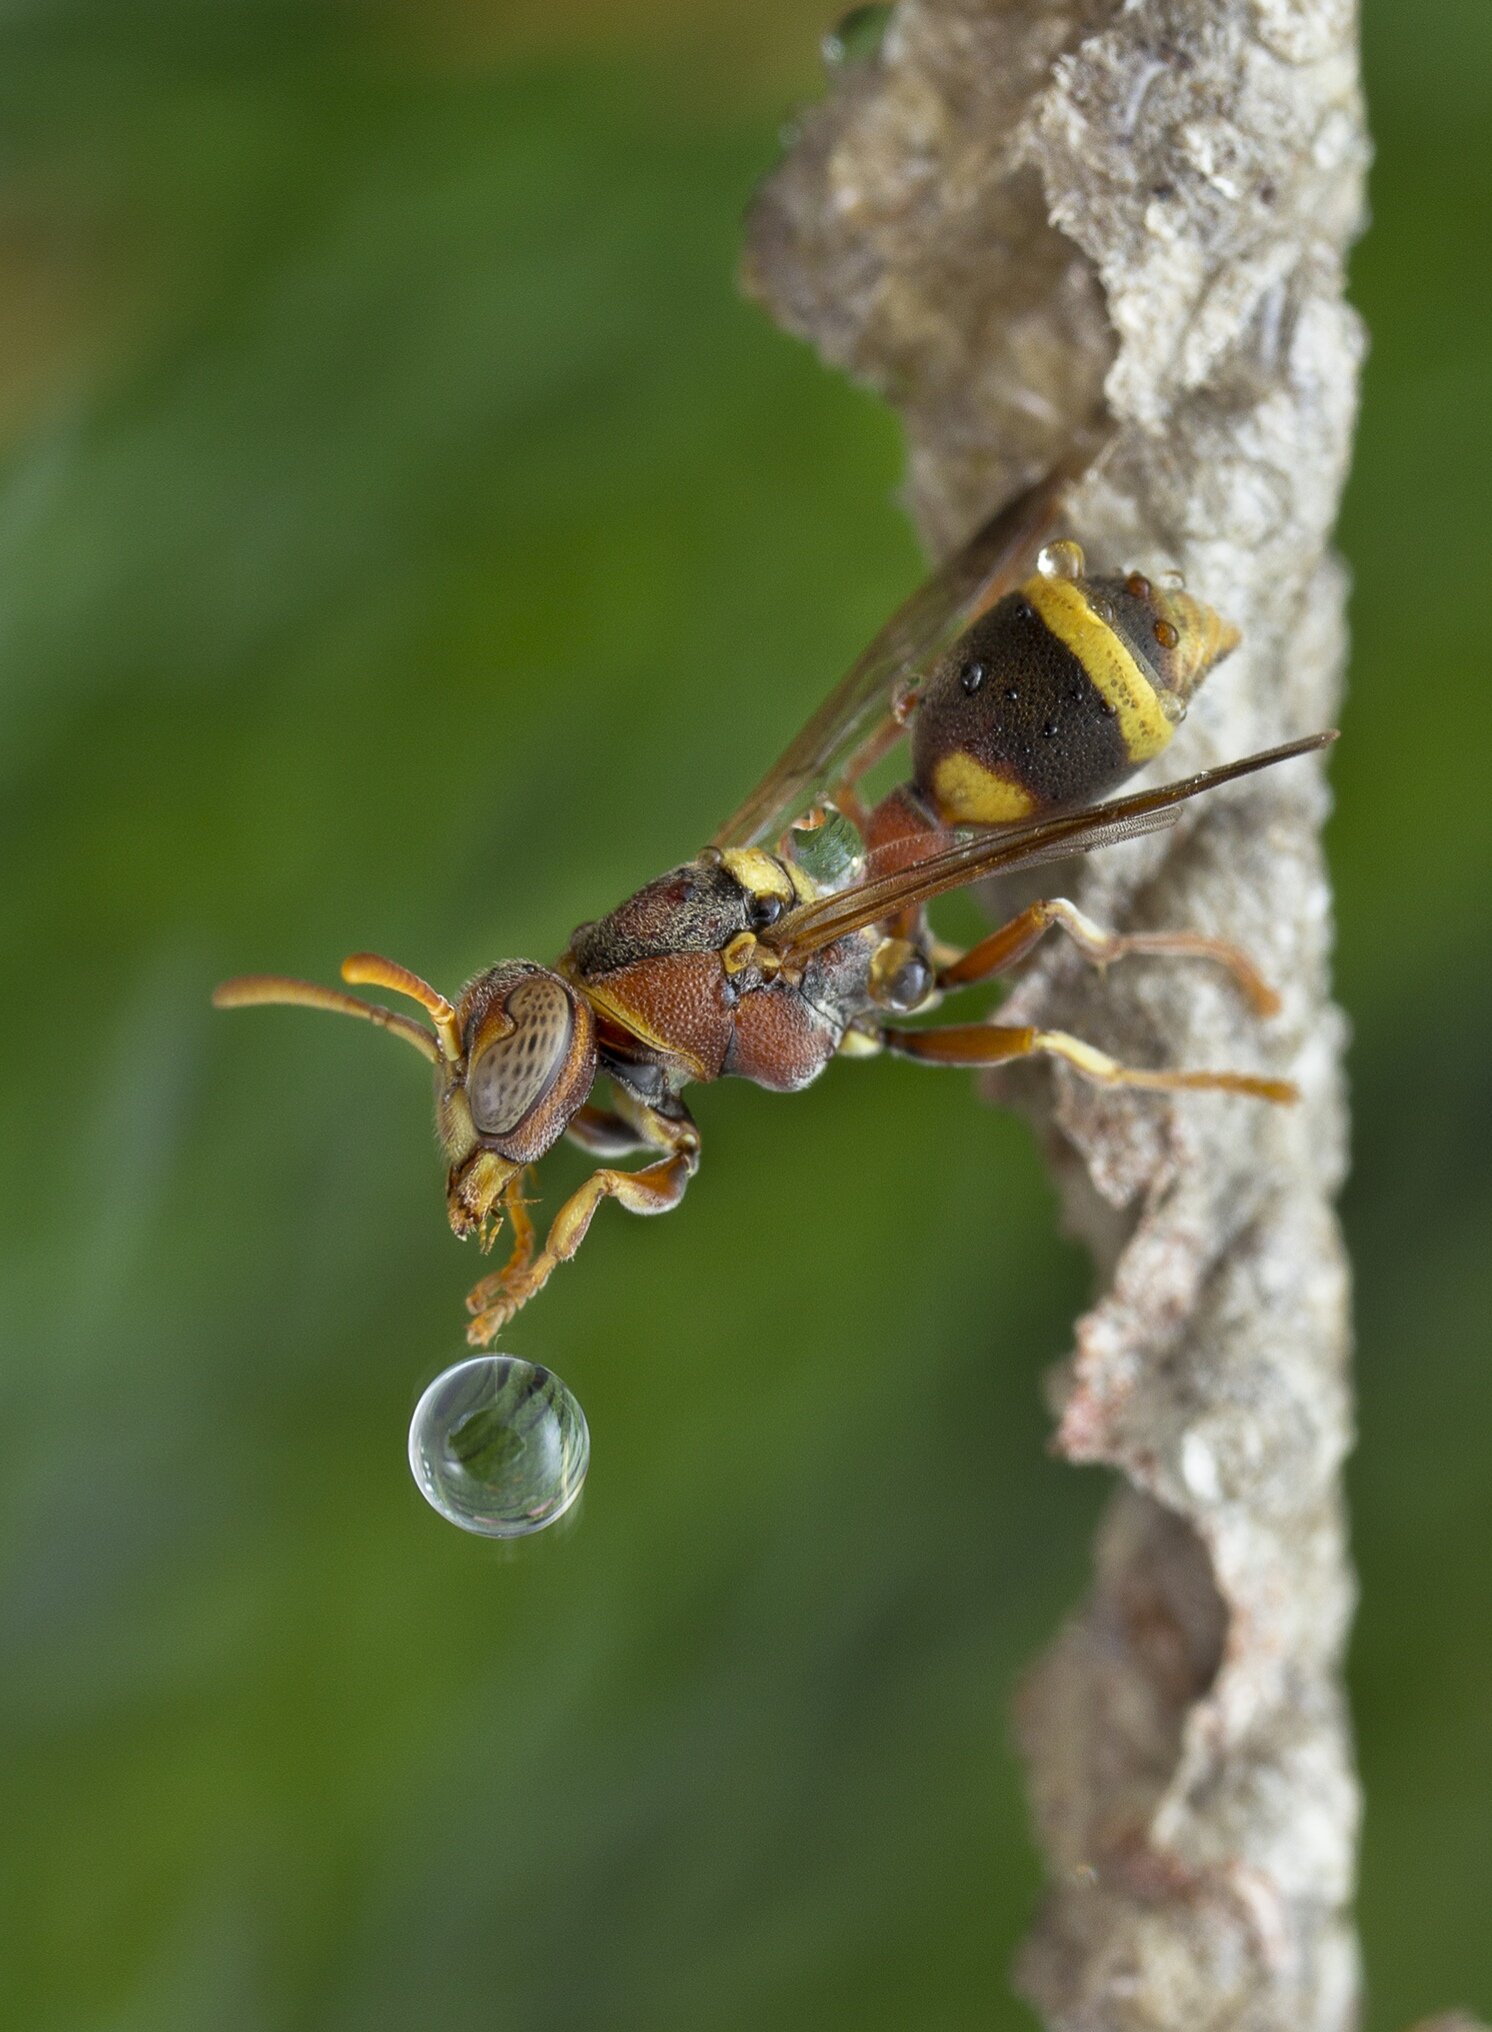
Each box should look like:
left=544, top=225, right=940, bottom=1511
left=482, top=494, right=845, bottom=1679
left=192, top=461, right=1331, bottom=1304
left=760, top=734, right=1338, bottom=964
left=711, top=447, right=1102, bottom=852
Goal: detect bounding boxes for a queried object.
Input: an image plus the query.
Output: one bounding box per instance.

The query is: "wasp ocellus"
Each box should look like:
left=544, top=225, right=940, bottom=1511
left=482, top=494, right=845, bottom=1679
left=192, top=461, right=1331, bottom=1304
left=216, top=454, right=1334, bottom=1344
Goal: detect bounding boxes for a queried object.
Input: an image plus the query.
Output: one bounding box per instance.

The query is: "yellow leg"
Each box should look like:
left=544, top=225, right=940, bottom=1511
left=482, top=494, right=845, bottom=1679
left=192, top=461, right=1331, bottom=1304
left=498, top=1169, right=536, bottom=1271
left=465, top=1109, right=700, bottom=1344
left=880, top=1020, right=1296, bottom=1103
left=938, top=897, right=1281, bottom=1017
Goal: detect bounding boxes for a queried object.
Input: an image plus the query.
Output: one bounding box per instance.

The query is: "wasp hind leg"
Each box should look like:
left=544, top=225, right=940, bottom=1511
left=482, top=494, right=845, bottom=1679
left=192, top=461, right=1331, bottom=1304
left=935, top=896, right=1282, bottom=1017
left=464, top=1104, right=701, bottom=1345
left=879, top=1020, right=1296, bottom=1103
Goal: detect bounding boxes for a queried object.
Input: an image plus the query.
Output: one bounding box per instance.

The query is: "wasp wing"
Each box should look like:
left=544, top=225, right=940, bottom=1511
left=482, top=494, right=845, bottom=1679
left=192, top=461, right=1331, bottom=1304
left=711, top=448, right=1101, bottom=852
left=760, top=734, right=1337, bottom=964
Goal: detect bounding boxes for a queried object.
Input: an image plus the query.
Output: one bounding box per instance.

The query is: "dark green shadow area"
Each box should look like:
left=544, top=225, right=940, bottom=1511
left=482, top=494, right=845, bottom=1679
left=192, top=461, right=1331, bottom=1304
left=1338, top=1, right=1492, bottom=2024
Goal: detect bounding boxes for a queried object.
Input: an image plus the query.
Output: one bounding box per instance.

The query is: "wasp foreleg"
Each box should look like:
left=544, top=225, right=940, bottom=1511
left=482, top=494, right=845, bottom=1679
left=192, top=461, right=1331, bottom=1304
left=879, top=1020, right=1296, bottom=1103
left=935, top=896, right=1281, bottom=1016
left=465, top=1103, right=700, bottom=1345
left=494, top=1168, right=537, bottom=1271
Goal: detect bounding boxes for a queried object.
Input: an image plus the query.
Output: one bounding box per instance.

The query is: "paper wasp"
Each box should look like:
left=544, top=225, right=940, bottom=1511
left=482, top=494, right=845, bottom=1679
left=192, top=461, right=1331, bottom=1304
left=216, top=452, right=1333, bottom=1344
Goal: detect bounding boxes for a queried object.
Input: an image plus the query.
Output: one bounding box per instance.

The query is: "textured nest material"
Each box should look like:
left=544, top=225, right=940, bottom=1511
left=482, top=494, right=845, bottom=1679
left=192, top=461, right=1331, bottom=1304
left=744, top=2, right=1388, bottom=2026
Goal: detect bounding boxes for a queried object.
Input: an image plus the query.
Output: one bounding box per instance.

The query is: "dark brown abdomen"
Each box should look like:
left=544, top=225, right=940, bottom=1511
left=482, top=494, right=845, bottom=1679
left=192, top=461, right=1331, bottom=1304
left=910, top=591, right=1134, bottom=825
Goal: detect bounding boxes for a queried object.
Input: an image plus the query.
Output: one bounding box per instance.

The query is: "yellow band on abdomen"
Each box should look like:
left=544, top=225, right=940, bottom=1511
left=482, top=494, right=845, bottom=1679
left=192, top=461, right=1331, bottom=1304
left=931, top=752, right=1037, bottom=824
left=1024, top=575, right=1174, bottom=764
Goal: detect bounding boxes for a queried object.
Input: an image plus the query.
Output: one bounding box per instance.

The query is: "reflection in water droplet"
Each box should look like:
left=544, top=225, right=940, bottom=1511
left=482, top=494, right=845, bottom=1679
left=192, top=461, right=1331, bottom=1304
left=409, top=1355, right=589, bottom=1538
left=789, top=803, right=865, bottom=886
left=823, top=4, right=894, bottom=71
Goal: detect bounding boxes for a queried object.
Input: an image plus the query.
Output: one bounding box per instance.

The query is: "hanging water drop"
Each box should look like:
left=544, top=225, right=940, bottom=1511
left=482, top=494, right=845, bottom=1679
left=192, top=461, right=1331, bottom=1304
left=409, top=1355, right=589, bottom=1538
left=823, top=4, right=894, bottom=71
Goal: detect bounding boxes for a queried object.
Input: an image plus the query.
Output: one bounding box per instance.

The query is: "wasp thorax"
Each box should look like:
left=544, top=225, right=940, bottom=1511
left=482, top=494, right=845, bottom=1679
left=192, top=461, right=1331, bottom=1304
left=457, top=962, right=596, bottom=1163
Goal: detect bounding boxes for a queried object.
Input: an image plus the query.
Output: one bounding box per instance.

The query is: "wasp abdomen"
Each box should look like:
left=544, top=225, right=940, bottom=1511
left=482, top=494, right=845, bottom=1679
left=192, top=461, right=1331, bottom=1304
left=910, top=562, right=1239, bottom=826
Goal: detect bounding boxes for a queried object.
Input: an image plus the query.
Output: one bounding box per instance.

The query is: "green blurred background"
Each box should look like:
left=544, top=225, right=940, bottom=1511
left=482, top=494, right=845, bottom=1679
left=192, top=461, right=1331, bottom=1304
left=0, top=3, right=1486, bottom=2027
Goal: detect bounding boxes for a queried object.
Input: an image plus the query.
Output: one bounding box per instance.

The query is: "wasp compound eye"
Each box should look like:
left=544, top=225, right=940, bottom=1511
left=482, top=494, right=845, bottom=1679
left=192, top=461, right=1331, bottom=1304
left=466, top=975, right=576, bottom=1137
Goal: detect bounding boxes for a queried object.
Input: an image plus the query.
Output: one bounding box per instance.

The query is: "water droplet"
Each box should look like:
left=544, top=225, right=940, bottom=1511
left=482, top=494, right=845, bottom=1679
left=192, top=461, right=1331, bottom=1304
left=1153, top=618, right=1180, bottom=650
left=789, top=803, right=864, bottom=886
left=1036, top=539, right=1085, bottom=581
left=409, top=1355, right=589, bottom=1538
left=961, top=658, right=986, bottom=696
left=822, top=4, right=893, bottom=71
left=1160, top=567, right=1186, bottom=593
left=868, top=935, right=933, bottom=1013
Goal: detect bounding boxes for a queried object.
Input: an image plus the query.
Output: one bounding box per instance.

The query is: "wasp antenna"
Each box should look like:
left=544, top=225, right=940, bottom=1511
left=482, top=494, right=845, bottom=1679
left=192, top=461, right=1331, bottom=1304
left=212, top=973, right=442, bottom=1065
left=341, top=952, right=464, bottom=1062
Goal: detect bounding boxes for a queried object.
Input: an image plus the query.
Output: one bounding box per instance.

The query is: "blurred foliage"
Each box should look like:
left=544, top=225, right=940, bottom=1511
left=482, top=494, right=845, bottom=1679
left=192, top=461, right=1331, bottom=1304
left=0, top=2, right=1486, bottom=2028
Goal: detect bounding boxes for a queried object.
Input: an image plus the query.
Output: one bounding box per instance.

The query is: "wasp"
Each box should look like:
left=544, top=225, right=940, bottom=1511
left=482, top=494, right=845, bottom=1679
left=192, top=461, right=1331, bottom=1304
left=216, top=454, right=1333, bottom=1344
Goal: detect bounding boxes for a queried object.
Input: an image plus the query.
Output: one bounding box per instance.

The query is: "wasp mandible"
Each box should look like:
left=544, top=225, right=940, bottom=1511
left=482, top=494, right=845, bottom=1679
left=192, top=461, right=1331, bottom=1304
left=216, top=454, right=1334, bottom=1344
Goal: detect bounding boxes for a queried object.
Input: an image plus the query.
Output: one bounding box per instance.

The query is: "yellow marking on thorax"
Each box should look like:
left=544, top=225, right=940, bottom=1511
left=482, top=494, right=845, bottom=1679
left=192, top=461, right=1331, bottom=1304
left=722, top=932, right=781, bottom=977
left=1024, top=574, right=1174, bottom=764
left=932, top=752, right=1037, bottom=824
left=721, top=847, right=809, bottom=905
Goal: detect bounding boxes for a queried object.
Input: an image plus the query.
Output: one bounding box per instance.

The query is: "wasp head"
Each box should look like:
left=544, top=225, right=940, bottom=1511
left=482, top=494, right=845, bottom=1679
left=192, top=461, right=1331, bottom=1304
left=213, top=951, right=596, bottom=1244
left=440, top=961, right=596, bottom=1236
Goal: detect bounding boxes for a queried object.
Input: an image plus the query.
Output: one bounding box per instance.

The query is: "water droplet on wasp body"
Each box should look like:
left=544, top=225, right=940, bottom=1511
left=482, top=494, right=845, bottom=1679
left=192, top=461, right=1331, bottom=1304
left=789, top=802, right=865, bottom=886
left=822, top=4, right=894, bottom=71
left=409, top=1355, right=589, bottom=1538
left=891, top=677, right=922, bottom=724
left=1036, top=539, right=1085, bottom=581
